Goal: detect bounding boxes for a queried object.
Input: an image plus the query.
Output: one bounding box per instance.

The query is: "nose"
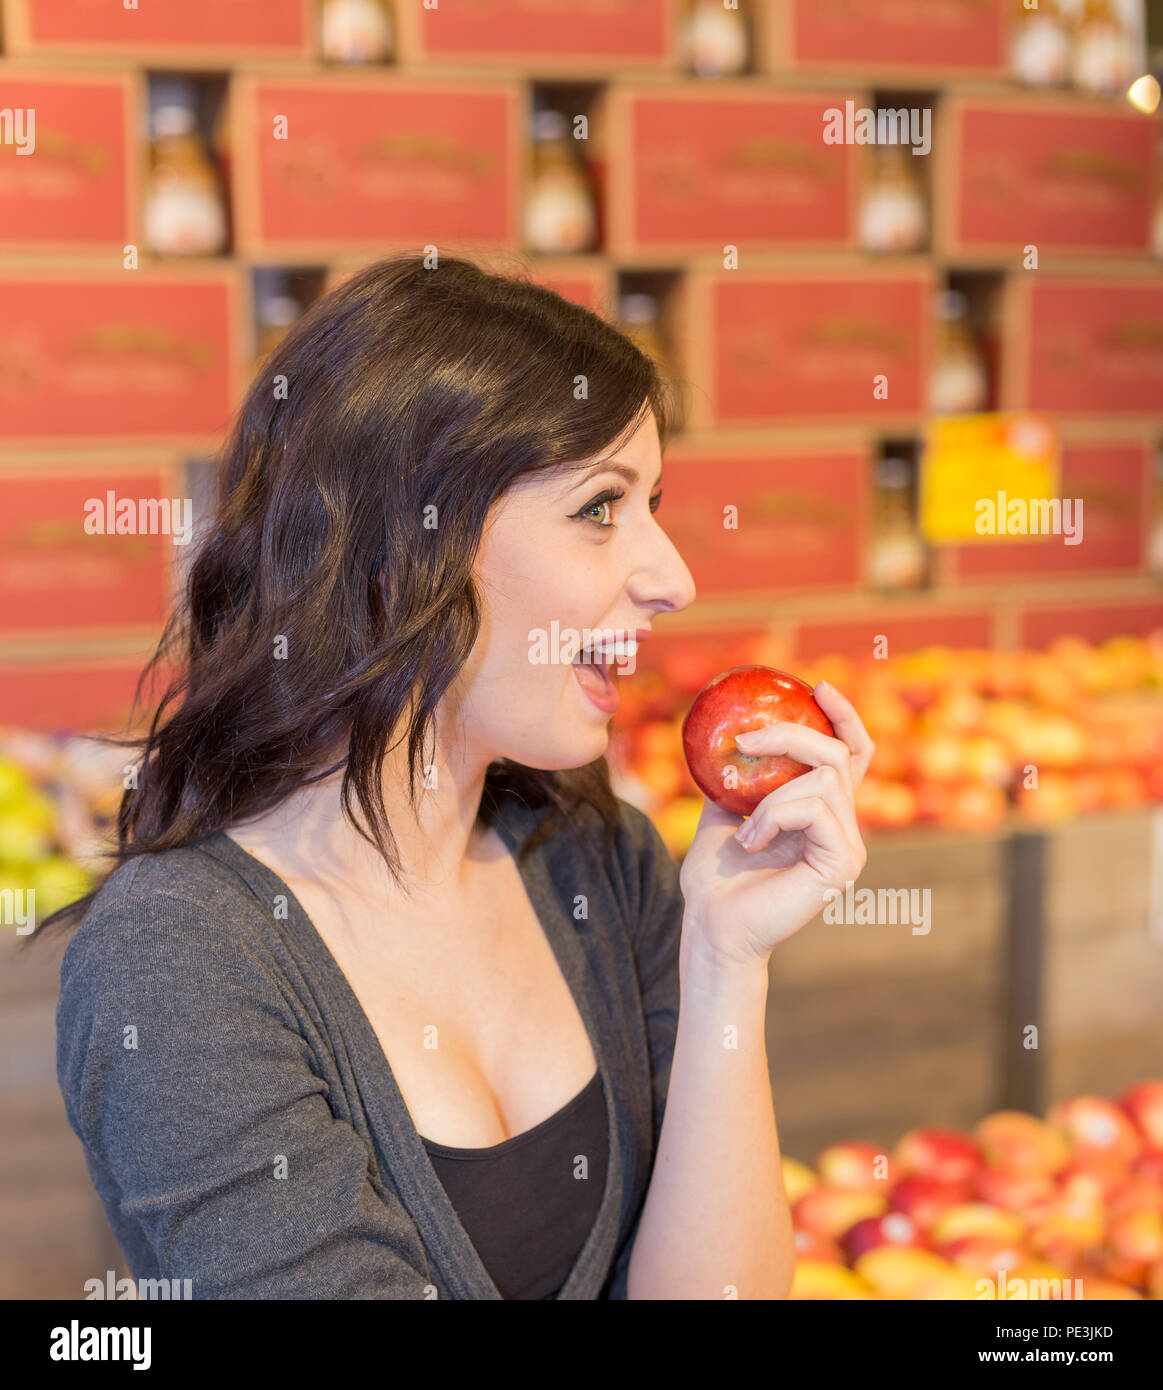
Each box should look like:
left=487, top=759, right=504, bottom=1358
left=628, top=516, right=697, bottom=615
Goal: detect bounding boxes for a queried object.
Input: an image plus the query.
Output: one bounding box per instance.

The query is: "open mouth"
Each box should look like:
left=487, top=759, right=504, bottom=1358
left=571, top=636, right=637, bottom=710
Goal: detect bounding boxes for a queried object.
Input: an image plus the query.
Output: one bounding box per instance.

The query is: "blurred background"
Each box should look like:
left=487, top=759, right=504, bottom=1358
left=2, top=0, right=1163, bottom=1301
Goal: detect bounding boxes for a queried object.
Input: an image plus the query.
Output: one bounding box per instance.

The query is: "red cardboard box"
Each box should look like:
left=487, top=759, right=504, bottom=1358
left=1003, top=274, right=1163, bottom=417
left=0, top=654, right=171, bottom=732
left=0, top=267, right=243, bottom=446
left=232, top=74, right=522, bottom=259
left=0, top=461, right=177, bottom=639
left=1019, top=600, right=1163, bottom=650
left=0, top=66, right=138, bottom=254
left=2, top=0, right=314, bottom=62
left=794, top=609, right=996, bottom=662
left=937, top=96, right=1158, bottom=259
left=606, top=84, right=861, bottom=259
left=661, top=439, right=872, bottom=596
left=763, top=0, right=1009, bottom=79
left=399, top=0, right=675, bottom=71
left=947, top=442, right=1151, bottom=582
left=677, top=264, right=934, bottom=429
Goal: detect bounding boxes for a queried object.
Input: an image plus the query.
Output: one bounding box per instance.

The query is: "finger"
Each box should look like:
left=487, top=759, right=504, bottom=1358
left=740, top=764, right=861, bottom=849
left=737, top=794, right=863, bottom=879
left=735, top=721, right=854, bottom=794
left=811, top=681, right=876, bottom=786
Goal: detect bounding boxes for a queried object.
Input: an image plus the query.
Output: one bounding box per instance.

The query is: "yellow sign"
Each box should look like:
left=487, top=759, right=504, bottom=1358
left=919, top=412, right=1061, bottom=545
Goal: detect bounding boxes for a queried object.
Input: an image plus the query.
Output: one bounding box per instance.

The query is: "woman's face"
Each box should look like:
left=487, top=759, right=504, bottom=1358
left=449, top=410, right=696, bottom=772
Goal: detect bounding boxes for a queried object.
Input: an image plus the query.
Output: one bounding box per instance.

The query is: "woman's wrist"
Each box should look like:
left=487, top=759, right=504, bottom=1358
left=679, top=912, right=771, bottom=1003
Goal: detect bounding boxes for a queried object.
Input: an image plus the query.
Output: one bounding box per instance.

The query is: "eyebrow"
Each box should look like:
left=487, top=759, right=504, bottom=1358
left=575, top=461, right=664, bottom=489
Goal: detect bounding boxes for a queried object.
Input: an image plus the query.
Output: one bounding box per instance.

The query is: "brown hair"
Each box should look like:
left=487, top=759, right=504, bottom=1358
left=30, top=250, right=678, bottom=946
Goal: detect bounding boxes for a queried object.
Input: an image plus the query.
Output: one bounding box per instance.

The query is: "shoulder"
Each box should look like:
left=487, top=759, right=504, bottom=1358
left=57, top=837, right=280, bottom=1029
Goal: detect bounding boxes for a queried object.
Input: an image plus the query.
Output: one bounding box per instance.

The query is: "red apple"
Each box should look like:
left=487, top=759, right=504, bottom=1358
left=973, top=1165, right=1057, bottom=1213
left=974, top=1110, right=1070, bottom=1177
left=843, top=1212, right=925, bottom=1262
left=792, top=1184, right=887, bottom=1242
left=1132, top=1150, right=1163, bottom=1185
left=1047, top=1095, right=1144, bottom=1168
left=793, top=1229, right=845, bottom=1266
left=681, top=666, right=835, bottom=817
left=889, top=1175, right=974, bottom=1231
left=940, top=1234, right=1028, bottom=1280
left=816, top=1140, right=894, bottom=1194
left=1118, top=1080, right=1163, bottom=1151
left=1098, top=1209, right=1163, bottom=1287
left=894, top=1126, right=983, bottom=1185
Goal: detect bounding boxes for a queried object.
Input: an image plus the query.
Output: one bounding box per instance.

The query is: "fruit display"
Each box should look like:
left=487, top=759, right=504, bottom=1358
left=681, top=666, right=834, bottom=817
left=0, top=728, right=127, bottom=926
left=784, top=1080, right=1163, bottom=1300
left=609, top=631, right=1163, bottom=858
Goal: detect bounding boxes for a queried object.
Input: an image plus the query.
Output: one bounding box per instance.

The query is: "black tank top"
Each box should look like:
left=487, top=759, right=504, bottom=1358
left=420, top=1070, right=608, bottom=1299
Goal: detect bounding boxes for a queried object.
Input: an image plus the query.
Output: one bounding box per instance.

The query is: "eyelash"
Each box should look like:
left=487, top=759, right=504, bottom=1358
left=573, top=487, right=663, bottom=529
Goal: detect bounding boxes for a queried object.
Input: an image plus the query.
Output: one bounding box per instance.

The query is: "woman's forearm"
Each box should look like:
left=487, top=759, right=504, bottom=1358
left=625, top=924, right=795, bottom=1300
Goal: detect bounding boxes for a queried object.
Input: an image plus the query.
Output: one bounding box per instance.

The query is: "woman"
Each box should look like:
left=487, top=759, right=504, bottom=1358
left=47, top=251, right=873, bottom=1299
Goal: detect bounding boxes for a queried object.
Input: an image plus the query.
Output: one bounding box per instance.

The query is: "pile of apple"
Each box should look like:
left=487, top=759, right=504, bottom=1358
left=0, top=727, right=121, bottom=921
left=783, top=1081, right=1163, bottom=1299
left=610, top=631, right=1163, bottom=857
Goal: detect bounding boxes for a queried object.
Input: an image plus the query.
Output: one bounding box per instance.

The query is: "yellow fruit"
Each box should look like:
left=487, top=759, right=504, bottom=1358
left=789, top=1260, right=874, bottom=1300
left=781, top=1157, right=818, bottom=1205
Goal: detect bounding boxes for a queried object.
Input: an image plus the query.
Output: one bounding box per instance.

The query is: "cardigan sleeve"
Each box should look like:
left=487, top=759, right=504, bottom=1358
left=56, top=890, right=437, bottom=1300
left=603, top=801, right=686, bottom=1300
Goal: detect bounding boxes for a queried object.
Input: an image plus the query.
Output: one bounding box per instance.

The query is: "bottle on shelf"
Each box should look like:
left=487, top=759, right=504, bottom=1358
left=523, top=108, right=597, bottom=255
left=870, top=456, right=928, bottom=591
left=616, top=293, right=668, bottom=368
left=144, top=76, right=228, bottom=257
left=1070, top=0, right=1141, bottom=96
left=859, top=143, right=929, bottom=253
left=929, top=291, right=990, bottom=416
left=678, top=0, right=750, bottom=78
left=253, top=269, right=303, bottom=370
left=1009, top=0, right=1072, bottom=86
left=319, top=0, right=395, bottom=65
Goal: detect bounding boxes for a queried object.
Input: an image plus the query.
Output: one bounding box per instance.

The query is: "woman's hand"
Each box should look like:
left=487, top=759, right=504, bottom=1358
left=677, top=681, right=876, bottom=976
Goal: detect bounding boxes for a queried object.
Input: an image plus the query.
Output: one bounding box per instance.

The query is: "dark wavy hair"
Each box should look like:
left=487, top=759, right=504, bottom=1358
left=29, top=250, right=679, bottom=947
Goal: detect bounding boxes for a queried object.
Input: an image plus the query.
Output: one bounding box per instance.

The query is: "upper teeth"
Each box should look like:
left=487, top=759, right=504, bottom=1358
left=578, top=637, right=638, bottom=663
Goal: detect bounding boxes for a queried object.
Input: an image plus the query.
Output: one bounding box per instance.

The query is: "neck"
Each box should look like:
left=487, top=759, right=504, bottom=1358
left=226, top=715, right=498, bottom=907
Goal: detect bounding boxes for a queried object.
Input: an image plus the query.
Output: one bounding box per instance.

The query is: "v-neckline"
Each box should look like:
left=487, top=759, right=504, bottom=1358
left=199, top=791, right=624, bottom=1300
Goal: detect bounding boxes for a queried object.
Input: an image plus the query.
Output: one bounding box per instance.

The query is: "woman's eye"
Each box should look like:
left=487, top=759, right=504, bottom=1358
left=574, top=488, right=624, bottom=528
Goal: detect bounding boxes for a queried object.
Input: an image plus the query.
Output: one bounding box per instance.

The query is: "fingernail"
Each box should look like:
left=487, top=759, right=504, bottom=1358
left=735, top=730, right=760, bottom=749
left=816, top=680, right=833, bottom=695
left=735, top=820, right=756, bottom=847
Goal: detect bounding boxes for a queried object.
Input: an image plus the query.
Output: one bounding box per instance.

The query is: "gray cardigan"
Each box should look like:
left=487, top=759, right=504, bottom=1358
left=55, top=793, right=685, bottom=1299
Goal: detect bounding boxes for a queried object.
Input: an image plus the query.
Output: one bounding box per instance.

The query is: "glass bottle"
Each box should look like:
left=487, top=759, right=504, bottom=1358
left=253, top=268, right=301, bottom=369
left=679, top=0, right=750, bottom=79
left=144, top=77, right=228, bottom=257
left=1009, top=0, right=1072, bottom=86
left=930, top=291, right=989, bottom=416
left=319, top=0, right=394, bottom=64
left=617, top=293, right=668, bottom=368
left=523, top=109, right=596, bottom=255
left=859, top=143, right=928, bottom=253
left=1071, top=0, right=1139, bottom=95
left=870, top=457, right=927, bottom=590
